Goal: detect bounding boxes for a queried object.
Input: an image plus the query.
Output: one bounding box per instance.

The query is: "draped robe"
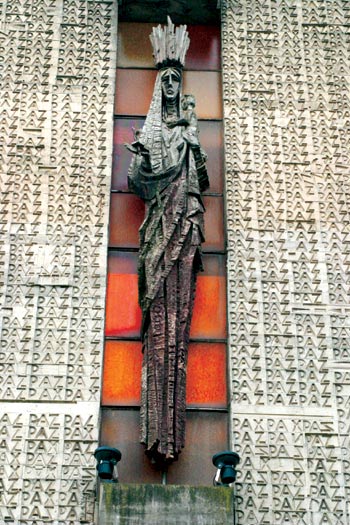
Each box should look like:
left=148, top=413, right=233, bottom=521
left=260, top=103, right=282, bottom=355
left=128, top=72, right=207, bottom=463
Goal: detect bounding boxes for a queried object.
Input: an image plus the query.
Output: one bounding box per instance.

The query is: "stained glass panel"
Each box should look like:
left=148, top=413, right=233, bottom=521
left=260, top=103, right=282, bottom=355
left=167, top=411, right=228, bottom=485
left=115, top=69, right=222, bottom=119
left=118, top=23, right=221, bottom=71
left=105, top=252, right=141, bottom=337
left=112, top=118, right=223, bottom=193
left=100, top=409, right=162, bottom=483
left=187, top=343, right=227, bottom=408
left=102, top=341, right=142, bottom=405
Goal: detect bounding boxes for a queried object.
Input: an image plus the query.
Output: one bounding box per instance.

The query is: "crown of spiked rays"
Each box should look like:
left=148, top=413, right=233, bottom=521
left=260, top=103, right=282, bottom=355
left=150, top=16, right=190, bottom=70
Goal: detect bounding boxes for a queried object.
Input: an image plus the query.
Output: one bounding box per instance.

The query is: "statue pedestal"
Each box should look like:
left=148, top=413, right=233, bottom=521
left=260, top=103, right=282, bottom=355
left=97, top=482, right=236, bottom=525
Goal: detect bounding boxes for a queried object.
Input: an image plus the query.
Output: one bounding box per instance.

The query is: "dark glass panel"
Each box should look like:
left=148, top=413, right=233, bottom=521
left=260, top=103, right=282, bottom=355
left=109, top=195, right=224, bottom=252
left=105, top=252, right=141, bottom=337
left=118, top=22, right=154, bottom=68
left=191, top=254, right=227, bottom=339
left=118, top=23, right=221, bottom=71
left=167, top=411, right=228, bottom=485
left=202, top=196, right=225, bottom=251
left=115, top=69, right=222, bottom=119
left=118, top=3, right=220, bottom=25
left=102, top=341, right=142, bottom=406
left=112, top=118, right=223, bottom=193
left=100, top=410, right=228, bottom=485
left=186, top=343, right=227, bottom=408
left=199, top=121, right=224, bottom=194
left=100, top=409, right=162, bottom=483
left=109, top=193, right=145, bottom=248
left=112, top=117, right=144, bottom=191
left=108, top=251, right=138, bottom=273
left=186, top=25, right=221, bottom=71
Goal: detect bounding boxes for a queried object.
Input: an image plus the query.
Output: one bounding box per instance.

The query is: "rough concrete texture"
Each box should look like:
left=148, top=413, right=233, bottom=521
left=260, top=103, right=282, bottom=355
left=98, top=483, right=235, bottom=525
left=2, top=0, right=350, bottom=524
left=0, top=0, right=117, bottom=522
left=222, top=0, right=350, bottom=523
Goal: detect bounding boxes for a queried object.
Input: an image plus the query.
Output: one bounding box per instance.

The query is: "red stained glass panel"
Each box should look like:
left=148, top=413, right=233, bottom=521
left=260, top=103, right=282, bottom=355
left=186, top=25, right=221, bottom=71
left=112, top=117, right=144, bottom=191
left=118, top=23, right=154, bottom=68
left=100, top=409, right=228, bottom=485
left=106, top=253, right=226, bottom=339
left=108, top=195, right=223, bottom=251
left=115, top=69, right=156, bottom=116
left=183, top=71, right=222, bottom=119
left=199, top=121, right=224, bottom=194
left=202, top=196, right=225, bottom=251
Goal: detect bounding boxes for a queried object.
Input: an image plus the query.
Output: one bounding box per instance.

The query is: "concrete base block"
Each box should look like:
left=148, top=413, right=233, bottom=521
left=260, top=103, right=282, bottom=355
left=97, top=482, right=235, bottom=525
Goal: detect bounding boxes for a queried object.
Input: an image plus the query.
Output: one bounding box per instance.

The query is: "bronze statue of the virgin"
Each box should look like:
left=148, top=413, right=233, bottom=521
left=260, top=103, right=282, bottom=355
left=126, top=18, right=209, bottom=465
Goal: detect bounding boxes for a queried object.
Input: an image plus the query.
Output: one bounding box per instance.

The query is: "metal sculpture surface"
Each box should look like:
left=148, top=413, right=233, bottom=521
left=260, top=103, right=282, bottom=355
left=126, top=18, right=209, bottom=465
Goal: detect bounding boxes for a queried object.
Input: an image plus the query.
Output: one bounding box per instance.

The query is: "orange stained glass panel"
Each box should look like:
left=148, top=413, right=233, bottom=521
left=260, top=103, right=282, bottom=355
left=190, top=254, right=227, bottom=339
left=102, top=339, right=226, bottom=408
left=118, top=23, right=221, bottom=71
left=105, top=252, right=141, bottom=337
left=109, top=193, right=145, bottom=248
left=112, top=118, right=223, bottom=193
left=108, top=194, right=223, bottom=250
left=115, top=69, right=222, bottom=119
left=106, top=253, right=225, bottom=338
left=100, top=409, right=162, bottom=484
left=102, top=341, right=142, bottom=406
left=186, top=343, right=227, bottom=408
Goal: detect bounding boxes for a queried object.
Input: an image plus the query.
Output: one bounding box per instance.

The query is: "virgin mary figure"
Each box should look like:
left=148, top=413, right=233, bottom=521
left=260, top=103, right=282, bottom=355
left=127, top=18, right=209, bottom=465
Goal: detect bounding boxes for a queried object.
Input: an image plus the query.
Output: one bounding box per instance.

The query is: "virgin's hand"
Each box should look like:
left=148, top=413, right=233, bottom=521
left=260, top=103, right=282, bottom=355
left=183, top=130, right=200, bottom=148
left=141, top=151, right=152, bottom=170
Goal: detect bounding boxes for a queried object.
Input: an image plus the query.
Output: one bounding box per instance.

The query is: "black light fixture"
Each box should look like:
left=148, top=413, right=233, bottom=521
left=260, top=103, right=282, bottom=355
left=94, top=446, right=122, bottom=482
left=212, top=451, right=240, bottom=486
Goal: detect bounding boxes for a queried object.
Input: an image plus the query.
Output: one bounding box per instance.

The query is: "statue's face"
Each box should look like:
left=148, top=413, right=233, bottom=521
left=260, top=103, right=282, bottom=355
left=161, top=68, right=181, bottom=102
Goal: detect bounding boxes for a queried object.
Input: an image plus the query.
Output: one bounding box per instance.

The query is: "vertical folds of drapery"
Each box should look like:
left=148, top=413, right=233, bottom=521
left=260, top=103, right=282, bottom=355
left=128, top=69, right=206, bottom=465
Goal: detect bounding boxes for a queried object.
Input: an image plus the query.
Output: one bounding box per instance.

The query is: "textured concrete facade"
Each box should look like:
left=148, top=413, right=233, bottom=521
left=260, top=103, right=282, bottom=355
left=0, top=0, right=117, bottom=522
left=222, top=0, right=350, bottom=523
left=1, top=0, right=350, bottom=524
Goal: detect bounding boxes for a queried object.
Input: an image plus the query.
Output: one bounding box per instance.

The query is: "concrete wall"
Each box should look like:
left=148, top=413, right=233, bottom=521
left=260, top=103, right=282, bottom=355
left=0, top=1, right=117, bottom=522
left=222, top=0, right=350, bottom=523
left=1, top=0, right=350, bottom=524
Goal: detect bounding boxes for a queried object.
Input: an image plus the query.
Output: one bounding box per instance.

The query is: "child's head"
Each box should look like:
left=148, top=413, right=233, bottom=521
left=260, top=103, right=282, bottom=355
left=182, top=94, right=196, bottom=110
